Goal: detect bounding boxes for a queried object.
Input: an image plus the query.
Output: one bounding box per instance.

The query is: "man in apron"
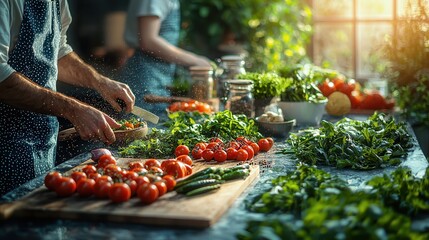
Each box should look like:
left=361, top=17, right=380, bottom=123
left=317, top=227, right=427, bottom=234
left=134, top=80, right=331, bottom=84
left=120, top=0, right=211, bottom=116
left=0, top=0, right=135, bottom=196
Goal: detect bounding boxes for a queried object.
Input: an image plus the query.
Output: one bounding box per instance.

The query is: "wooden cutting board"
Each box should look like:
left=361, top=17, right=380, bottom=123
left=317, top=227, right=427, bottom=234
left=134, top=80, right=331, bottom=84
left=2, top=158, right=259, bottom=228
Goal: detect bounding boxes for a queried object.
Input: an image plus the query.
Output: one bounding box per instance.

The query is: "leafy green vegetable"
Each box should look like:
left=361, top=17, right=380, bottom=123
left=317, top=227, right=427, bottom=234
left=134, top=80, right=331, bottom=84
left=118, top=110, right=262, bottom=158
left=238, top=164, right=429, bottom=239
left=237, top=72, right=293, bottom=99
left=280, top=112, right=413, bottom=170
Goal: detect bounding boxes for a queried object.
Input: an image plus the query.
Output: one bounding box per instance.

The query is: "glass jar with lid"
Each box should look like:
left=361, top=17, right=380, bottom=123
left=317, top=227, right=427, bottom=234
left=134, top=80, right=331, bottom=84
left=189, top=66, right=213, bottom=101
left=215, top=55, right=246, bottom=110
left=224, top=79, right=254, bottom=118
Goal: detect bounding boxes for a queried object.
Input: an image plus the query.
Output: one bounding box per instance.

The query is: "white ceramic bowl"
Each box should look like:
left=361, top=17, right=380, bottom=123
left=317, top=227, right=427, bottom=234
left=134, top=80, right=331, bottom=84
left=277, top=101, right=326, bottom=126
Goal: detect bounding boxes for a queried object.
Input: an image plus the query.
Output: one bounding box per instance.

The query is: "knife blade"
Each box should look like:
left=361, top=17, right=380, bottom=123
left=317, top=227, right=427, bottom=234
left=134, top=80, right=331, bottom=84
left=132, top=106, right=159, bottom=124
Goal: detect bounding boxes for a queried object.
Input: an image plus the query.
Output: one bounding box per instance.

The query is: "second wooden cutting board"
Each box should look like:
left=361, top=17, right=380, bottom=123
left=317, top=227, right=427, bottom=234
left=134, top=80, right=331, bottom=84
left=8, top=158, right=260, bottom=228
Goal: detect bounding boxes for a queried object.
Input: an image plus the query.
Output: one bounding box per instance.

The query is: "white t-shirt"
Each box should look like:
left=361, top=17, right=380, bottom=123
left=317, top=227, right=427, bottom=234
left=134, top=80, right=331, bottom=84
left=0, top=0, right=73, bottom=83
left=123, top=0, right=179, bottom=48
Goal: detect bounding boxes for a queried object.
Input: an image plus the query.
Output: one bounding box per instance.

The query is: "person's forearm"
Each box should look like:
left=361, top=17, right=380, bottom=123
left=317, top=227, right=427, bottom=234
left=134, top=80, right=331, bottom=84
left=57, top=52, right=102, bottom=89
left=140, top=36, right=205, bottom=67
left=0, top=72, right=82, bottom=119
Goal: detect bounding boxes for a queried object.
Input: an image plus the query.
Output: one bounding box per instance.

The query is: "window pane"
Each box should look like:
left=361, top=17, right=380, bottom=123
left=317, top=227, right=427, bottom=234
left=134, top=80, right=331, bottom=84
left=357, top=23, right=392, bottom=79
left=357, top=0, right=394, bottom=19
left=313, top=0, right=353, bottom=19
left=313, top=23, right=353, bottom=77
left=397, top=0, right=429, bottom=18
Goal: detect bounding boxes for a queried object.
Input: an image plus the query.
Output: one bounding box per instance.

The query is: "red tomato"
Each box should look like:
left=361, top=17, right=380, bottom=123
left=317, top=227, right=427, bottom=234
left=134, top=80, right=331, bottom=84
left=87, top=172, right=101, bottom=180
left=349, top=90, right=363, bottom=109
left=149, top=166, right=164, bottom=176
left=236, top=149, right=249, bottom=161
left=70, top=171, right=87, bottom=184
left=76, top=178, right=95, bottom=197
left=228, top=141, right=241, bottom=150
left=242, top=145, right=254, bottom=160
left=183, top=163, right=193, bottom=176
left=202, top=149, right=214, bottom=161
left=132, top=167, right=148, bottom=176
left=94, top=180, right=112, bottom=199
left=206, top=142, right=219, bottom=150
left=109, top=183, right=131, bottom=203
left=128, top=162, right=144, bottom=170
left=338, top=80, right=356, bottom=96
left=135, top=176, right=151, bottom=187
left=125, top=180, right=137, bottom=196
left=359, top=91, right=387, bottom=110
left=154, top=181, right=167, bottom=197
left=318, top=79, right=336, bottom=97
left=137, top=183, right=159, bottom=204
left=191, top=147, right=203, bottom=159
left=81, top=165, right=97, bottom=175
left=162, top=175, right=176, bottom=191
left=160, top=159, right=177, bottom=170
left=258, top=138, right=271, bottom=152
left=236, top=136, right=252, bottom=145
left=174, top=145, right=190, bottom=157
left=209, top=137, right=223, bottom=143
left=214, top=149, right=227, bottom=162
left=194, top=142, right=207, bottom=150
left=97, top=155, right=117, bottom=169
left=44, top=171, right=62, bottom=191
left=122, top=171, right=139, bottom=182
left=250, top=143, right=260, bottom=155
left=266, top=137, right=274, bottom=148
left=143, top=159, right=161, bottom=170
left=226, top=147, right=238, bottom=160
left=103, top=164, right=122, bottom=178
left=55, top=177, right=76, bottom=197
left=176, top=155, right=193, bottom=166
left=332, top=77, right=346, bottom=89
left=163, top=161, right=187, bottom=179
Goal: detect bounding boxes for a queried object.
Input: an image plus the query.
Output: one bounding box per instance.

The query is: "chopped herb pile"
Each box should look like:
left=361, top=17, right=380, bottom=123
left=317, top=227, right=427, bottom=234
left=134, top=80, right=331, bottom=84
left=280, top=112, right=413, bottom=170
left=118, top=110, right=262, bottom=158
left=238, top=164, right=429, bottom=239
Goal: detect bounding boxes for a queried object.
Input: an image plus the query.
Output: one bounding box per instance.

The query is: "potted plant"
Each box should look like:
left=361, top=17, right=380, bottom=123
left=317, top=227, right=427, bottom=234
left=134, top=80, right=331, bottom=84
left=237, top=72, right=292, bottom=117
left=381, top=0, right=429, bottom=157
left=276, top=64, right=328, bottom=125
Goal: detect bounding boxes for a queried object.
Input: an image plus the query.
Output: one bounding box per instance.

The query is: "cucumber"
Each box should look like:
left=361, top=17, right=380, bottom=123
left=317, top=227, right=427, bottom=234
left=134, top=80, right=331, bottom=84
left=222, top=164, right=250, bottom=174
left=185, top=184, right=221, bottom=197
left=175, top=174, right=222, bottom=189
left=221, top=169, right=250, bottom=181
left=175, top=179, right=224, bottom=193
left=184, top=167, right=218, bottom=181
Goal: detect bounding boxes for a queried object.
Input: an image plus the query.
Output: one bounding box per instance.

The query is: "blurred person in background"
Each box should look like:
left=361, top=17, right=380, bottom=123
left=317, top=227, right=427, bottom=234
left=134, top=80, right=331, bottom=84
left=120, top=0, right=211, bottom=115
left=0, top=0, right=135, bottom=195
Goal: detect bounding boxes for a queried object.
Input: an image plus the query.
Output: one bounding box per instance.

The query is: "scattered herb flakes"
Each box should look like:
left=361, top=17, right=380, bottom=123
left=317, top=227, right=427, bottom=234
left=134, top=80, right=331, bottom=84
left=238, top=164, right=429, bottom=239
left=280, top=112, right=413, bottom=170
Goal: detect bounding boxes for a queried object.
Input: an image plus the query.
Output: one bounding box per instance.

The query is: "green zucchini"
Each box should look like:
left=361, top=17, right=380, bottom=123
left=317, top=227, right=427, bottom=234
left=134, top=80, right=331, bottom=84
left=221, top=169, right=250, bottom=181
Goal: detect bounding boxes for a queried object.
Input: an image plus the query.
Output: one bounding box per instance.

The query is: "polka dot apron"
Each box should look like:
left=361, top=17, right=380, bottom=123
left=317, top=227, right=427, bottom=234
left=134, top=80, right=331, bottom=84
left=0, top=0, right=61, bottom=195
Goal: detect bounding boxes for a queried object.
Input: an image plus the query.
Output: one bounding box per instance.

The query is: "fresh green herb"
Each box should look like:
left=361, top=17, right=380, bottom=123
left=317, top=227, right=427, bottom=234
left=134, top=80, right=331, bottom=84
left=118, top=110, right=263, bottom=158
left=237, top=72, right=293, bottom=99
left=114, top=118, right=146, bottom=130
left=280, top=112, right=413, bottom=170
left=238, top=164, right=429, bottom=239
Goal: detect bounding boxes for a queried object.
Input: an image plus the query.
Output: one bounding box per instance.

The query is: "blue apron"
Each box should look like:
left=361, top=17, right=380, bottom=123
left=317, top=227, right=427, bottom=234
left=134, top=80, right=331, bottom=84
left=0, top=0, right=61, bottom=195
left=120, top=0, right=180, bottom=116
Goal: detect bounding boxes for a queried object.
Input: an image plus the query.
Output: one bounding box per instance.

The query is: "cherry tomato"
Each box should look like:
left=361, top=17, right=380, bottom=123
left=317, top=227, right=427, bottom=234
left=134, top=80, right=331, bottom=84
left=349, top=90, right=363, bottom=109
left=70, top=171, right=87, bottom=184
left=338, top=80, right=356, bottom=96
left=183, top=163, right=193, bottom=176
left=154, top=181, right=167, bottom=197
left=163, top=161, right=187, bottom=179
left=126, top=180, right=137, bottom=196
left=122, top=171, right=139, bottom=182
left=128, top=162, right=144, bottom=170
left=76, top=178, right=95, bottom=197
left=214, top=149, right=227, bottom=162
left=258, top=138, right=271, bottom=152
left=81, top=165, right=97, bottom=175
left=359, top=91, right=387, bottom=110
left=109, top=183, right=131, bottom=203
left=162, top=175, right=176, bottom=191
left=149, top=166, right=164, bottom=176
left=132, top=167, right=148, bottom=176
left=176, top=155, right=193, bottom=166
left=236, top=149, right=249, bottom=161
left=94, top=181, right=112, bottom=199
left=97, top=154, right=117, bottom=169
left=175, top=145, right=190, bottom=157
left=160, top=159, right=177, bottom=170
left=228, top=141, right=241, bottom=150
left=202, top=149, right=214, bottom=161
left=209, top=137, right=223, bottom=143
left=226, top=147, right=238, bottom=160
left=266, top=137, right=274, bottom=148
left=137, top=183, right=159, bottom=204
left=242, top=145, right=254, bottom=160
left=87, top=172, right=101, bottom=180
left=332, top=77, right=346, bottom=89
left=143, top=159, right=161, bottom=170
left=250, top=142, right=260, bottom=155
left=236, top=136, right=251, bottom=145
left=191, top=147, right=203, bottom=159
left=103, top=164, right=122, bottom=178
left=55, top=177, right=76, bottom=197
left=135, top=176, right=151, bottom=187
left=194, top=142, right=207, bottom=150
left=44, top=171, right=62, bottom=191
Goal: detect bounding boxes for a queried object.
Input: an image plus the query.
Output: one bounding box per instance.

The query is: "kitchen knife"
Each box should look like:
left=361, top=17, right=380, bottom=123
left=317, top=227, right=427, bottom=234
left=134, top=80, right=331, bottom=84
left=132, top=106, right=159, bottom=124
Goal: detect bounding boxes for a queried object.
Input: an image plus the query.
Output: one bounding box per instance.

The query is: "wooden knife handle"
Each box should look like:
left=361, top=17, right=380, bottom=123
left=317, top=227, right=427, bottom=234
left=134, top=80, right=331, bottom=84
left=58, top=127, right=79, bottom=141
